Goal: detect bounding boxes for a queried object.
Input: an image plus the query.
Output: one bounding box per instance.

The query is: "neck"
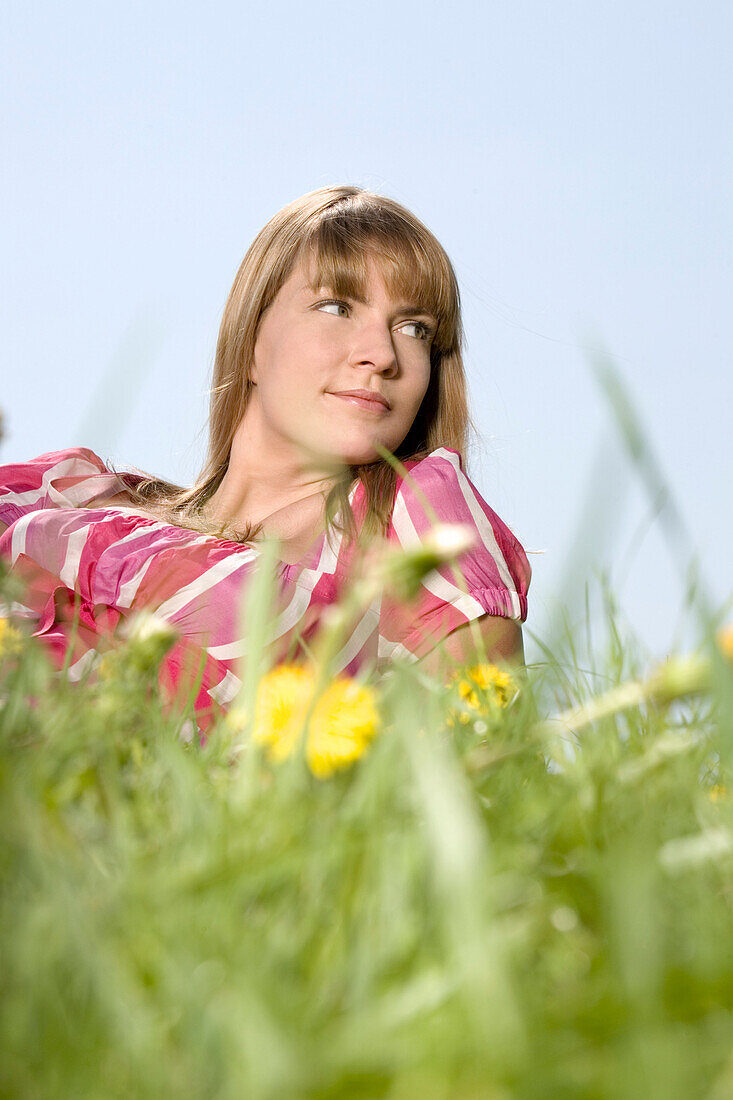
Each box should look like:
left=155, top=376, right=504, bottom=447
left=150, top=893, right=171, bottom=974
left=204, top=399, right=342, bottom=530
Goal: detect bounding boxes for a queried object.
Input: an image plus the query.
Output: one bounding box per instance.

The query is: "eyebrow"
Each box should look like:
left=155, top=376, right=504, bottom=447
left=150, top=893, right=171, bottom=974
left=301, top=283, right=438, bottom=323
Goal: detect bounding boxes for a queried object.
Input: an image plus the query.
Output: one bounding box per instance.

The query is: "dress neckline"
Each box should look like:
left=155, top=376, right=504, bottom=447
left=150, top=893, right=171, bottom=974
left=80, top=499, right=332, bottom=569
left=70, top=465, right=356, bottom=572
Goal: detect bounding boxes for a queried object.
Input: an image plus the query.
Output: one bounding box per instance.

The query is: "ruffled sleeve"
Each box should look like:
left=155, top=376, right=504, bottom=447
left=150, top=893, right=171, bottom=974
left=378, top=447, right=531, bottom=662
left=0, top=446, right=115, bottom=528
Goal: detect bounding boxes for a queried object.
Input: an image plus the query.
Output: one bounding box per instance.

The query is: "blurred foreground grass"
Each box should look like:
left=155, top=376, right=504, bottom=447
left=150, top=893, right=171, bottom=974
left=2, top=557, right=733, bottom=1099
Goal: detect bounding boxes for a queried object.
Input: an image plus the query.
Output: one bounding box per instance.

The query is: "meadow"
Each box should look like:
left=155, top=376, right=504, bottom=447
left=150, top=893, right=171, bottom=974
left=1, top=370, right=733, bottom=1099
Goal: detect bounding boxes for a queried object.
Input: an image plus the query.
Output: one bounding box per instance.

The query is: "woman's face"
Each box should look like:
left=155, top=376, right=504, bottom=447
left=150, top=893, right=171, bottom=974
left=248, top=254, right=436, bottom=467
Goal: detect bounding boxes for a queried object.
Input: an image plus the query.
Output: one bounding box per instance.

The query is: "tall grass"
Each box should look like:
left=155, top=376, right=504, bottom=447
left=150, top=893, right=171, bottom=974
left=2, top=572, right=733, bottom=1098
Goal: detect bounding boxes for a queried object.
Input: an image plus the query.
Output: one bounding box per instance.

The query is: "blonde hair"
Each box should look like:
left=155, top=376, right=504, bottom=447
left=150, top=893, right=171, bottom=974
left=109, top=184, right=474, bottom=545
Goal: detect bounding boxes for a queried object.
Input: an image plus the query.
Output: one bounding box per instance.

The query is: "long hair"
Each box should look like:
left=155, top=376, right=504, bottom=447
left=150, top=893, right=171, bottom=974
left=108, top=185, right=475, bottom=545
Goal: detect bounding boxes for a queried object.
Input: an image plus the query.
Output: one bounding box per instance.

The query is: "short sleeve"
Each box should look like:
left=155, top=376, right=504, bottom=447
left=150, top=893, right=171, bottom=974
left=378, top=447, right=531, bottom=661
left=0, top=446, right=114, bottom=529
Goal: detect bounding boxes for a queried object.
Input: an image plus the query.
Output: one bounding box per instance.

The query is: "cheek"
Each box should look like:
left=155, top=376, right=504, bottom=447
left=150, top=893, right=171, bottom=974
left=406, top=367, right=431, bottom=419
left=282, top=333, right=336, bottom=389
left=259, top=338, right=327, bottom=398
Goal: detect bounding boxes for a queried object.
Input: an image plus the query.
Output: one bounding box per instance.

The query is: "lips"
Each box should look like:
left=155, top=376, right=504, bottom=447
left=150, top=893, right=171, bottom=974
left=329, top=390, right=390, bottom=411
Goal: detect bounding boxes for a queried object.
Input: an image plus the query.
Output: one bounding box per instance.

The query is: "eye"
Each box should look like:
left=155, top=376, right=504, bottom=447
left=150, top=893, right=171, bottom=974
left=400, top=320, right=434, bottom=342
left=316, top=299, right=350, bottom=318
left=316, top=300, right=434, bottom=342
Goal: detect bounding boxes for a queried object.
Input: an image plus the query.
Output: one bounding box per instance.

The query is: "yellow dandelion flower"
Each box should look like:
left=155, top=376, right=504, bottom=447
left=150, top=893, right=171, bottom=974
left=250, top=665, right=316, bottom=763
left=96, top=652, right=116, bottom=681
left=0, top=617, right=25, bottom=657
left=307, top=677, right=380, bottom=779
left=447, top=663, right=517, bottom=727
left=461, top=663, right=517, bottom=705
left=240, top=664, right=380, bottom=778
left=717, top=624, right=733, bottom=662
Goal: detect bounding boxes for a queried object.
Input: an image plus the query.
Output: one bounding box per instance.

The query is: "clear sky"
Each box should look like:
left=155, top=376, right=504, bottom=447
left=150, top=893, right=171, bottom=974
left=2, top=0, right=731, bottom=666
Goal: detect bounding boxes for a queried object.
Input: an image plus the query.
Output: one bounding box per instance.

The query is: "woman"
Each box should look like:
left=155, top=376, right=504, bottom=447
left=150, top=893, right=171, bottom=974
left=0, top=185, right=531, bottom=736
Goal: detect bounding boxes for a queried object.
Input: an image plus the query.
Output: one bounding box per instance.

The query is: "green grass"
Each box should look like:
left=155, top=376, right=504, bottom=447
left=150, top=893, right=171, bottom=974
left=1, top=563, right=733, bottom=1099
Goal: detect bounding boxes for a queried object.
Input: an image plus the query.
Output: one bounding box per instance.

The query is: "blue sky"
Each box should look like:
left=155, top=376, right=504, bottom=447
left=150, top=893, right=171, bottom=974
left=2, top=0, right=731, bottom=664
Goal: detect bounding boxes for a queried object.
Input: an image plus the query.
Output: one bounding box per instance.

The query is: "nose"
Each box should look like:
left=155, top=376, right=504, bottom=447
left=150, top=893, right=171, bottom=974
left=349, top=322, right=399, bottom=378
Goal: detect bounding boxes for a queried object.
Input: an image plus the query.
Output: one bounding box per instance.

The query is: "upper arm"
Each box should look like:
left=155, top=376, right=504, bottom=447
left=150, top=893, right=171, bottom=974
left=379, top=450, right=531, bottom=670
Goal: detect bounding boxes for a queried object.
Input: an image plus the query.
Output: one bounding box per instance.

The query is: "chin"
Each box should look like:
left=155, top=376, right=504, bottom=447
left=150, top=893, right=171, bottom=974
left=337, top=438, right=391, bottom=466
left=318, top=425, right=405, bottom=468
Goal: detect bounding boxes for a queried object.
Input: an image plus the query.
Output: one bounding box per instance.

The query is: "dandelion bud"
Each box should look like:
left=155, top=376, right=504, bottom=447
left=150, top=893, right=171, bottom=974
left=119, top=610, right=179, bottom=671
left=121, top=609, right=177, bottom=647
left=647, top=653, right=711, bottom=704
left=659, top=827, right=733, bottom=873
left=647, top=627, right=732, bottom=705
left=424, top=523, right=477, bottom=560
left=376, top=523, right=477, bottom=601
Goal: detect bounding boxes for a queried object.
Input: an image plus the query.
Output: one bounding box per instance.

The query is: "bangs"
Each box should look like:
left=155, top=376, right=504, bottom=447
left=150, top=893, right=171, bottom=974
left=295, top=205, right=461, bottom=354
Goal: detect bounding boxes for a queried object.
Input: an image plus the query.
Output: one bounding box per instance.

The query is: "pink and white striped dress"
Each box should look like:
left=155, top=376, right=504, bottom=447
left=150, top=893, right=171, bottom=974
left=0, top=446, right=531, bottom=736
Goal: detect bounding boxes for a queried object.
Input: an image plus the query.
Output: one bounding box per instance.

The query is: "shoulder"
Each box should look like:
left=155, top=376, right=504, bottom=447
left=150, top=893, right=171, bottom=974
left=1, top=445, right=107, bottom=485
left=393, top=448, right=525, bottom=553
left=395, top=447, right=497, bottom=513
left=0, top=445, right=110, bottom=526
left=388, top=446, right=531, bottom=618
left=398, top=445, right=464, bottom=489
